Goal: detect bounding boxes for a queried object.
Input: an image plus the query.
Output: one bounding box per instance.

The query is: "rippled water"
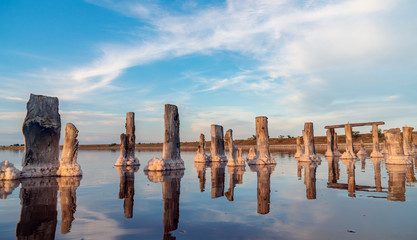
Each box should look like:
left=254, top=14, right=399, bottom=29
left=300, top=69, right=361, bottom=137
left=1, top=150, right=417, bottom=239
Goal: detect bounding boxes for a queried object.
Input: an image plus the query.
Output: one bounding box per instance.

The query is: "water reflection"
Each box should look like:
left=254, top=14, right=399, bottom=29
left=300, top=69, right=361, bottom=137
left=16, top=177, right=58, bottom=240
left=0, top=180, right=20, bottom=199
left=225, top=166, right=245, bottom=201
left=194, top=162, right=209, bottom=192
left=57, top=177, right=81, bottom=234
left=358, top=154, right=366, bottom=172
left=370, top=157, right=383, bottom=192
left=406, top=157, right=416, bottom=185
left=297, top=162, right=302, bottom=180
left=116, top=166, right=139, bottom=218
left=342, top=159, right=356, bottom=197
left=386, top=164, right=408, bottom=201
left=249, top=165, right=275, bottom=215
left=327, top=159, right=357, bottom=197
left=326, top=156, right=340, bottom=184
left=146, top=170, right=184, bottom=240
left=297, top=161, right=319, bottom=200
left=211, top=162, right=227, bottom=199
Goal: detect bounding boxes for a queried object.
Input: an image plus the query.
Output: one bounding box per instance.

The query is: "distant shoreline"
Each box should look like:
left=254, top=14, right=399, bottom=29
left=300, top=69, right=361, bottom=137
left=0, top=133, right=383, bottom=152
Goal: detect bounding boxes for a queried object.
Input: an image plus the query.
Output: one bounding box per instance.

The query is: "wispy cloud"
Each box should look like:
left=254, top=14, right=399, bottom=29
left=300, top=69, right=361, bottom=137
left=1, top=96, right=26, bottom=102
left=0, top=112, right=25, bottom=120
left=8, top=0, right=415, bottom=104
left=1, top=0, right=416, bottom=144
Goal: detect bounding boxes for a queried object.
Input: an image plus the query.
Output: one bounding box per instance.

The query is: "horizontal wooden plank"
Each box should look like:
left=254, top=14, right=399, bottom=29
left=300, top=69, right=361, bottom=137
left=325, top=121, right=385, bottom=129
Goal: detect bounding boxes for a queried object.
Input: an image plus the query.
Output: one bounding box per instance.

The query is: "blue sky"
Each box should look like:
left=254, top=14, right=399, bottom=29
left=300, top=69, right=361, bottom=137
left=1, top=0, right=416, bottom=145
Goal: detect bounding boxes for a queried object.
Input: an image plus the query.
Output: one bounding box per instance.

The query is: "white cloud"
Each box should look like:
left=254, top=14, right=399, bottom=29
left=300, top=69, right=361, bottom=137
left=2, top=0, right=416, bottom=144
left=0, top=112, right=25, bottom=120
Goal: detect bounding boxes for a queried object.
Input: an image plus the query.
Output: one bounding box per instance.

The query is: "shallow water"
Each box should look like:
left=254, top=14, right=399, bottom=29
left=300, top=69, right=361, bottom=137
left=1, top=150, right=417, bottom=239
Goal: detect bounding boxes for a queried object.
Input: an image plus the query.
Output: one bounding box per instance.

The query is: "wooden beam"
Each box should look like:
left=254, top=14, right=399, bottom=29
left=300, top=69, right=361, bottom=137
left=325, top=121, right=385, bottom=129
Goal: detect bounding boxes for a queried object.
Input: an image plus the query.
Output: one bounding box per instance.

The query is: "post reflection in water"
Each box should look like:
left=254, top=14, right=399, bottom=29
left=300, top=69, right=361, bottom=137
left=57, top=177, right=81, bottom=234
left=358, top=154, right=366, bottom=172
left=211, top=162, right=227, bottom=199
left=116, top=166, right=139, bottom=219
left=342, top=159, right=356, bottom=197
left=146, top=170, right=184, bottom=240
left=194, top=162, right=209, bottom=192
left=249, top=165, right=275, bottom=215
left=406, top=157, right=417, bottom=184
left=371, top=157, right=383, bottom=192
left=326, top=156, right=340, bottom=184
left=0, top=179, right=20, bottom=199
left=225, top=166, right=245, bottom=201
left=16, top=177, right=58, bottom=240
left=297, top=163, right=302, bottom=180
left=386, top=164, right=409, bottom=201
left=297, top=161, right=319, bottom=200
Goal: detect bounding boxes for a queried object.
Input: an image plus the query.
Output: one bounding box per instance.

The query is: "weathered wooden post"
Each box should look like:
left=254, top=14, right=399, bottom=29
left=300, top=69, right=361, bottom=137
left=325, top=128, right=335, bottom=157
left=57, top=123, right=82, bottom=176
left=225, top=129, right=245, bottom=167
left=403, top=127, right=414, bottom=156
left=21, top=94, right=61, bottom=177
left=356, top=139, right=367, bottom=156
left=194, top=134, right=211, bottom=163
left=210, top=125, right=227, bottom=162
left=370, top=124, right=383, bottom=158
left=384, top=128, right=410, bottom=164
left=145, top=104, right=185, bottom=171
left=300, top=122, right=320, bottom=162
left=341, top=124, right=356, bottom=159
left=115, top=112, right=140, bottom=166
left=248, top=116, right=276, bottom=165
left=295, top=136, right=304, bottom=158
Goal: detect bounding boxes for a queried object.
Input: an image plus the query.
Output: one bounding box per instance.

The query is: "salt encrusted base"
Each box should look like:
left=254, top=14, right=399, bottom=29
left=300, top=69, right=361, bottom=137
left=370, top=151, right=383, bottom=158
left=211, top=155, right=228, bottom=162
left=144, top=158, right=185, bottom=171
left=0, top=160, right=21, bottom=180
left=57, top=162, right=82, bottom=177
left=246, top=147, right=257, bottom=162
left=247, top=153, right=276, bottom=165
left=227, top=157, right=245, bottom=167
left=146, top=169, right=185, bottom=183
left=324, top=151, right=334, bottom=157
left=340, top=151, right=356, bottom=159
left=115, top=157, right=140, bottom=166
left=299, top=154, right=321, bottom=162
left=295, top=150, right=304, bottom=158
left=357, top=149, right=367, bottom=156
left=21, top=164, right=59, bottom=178
left=194, top=154, right=211, bottom=163
left=386, top=156, right=411, bottom=165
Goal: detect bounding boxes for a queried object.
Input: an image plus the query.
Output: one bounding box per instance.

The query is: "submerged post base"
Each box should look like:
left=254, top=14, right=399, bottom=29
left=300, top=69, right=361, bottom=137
left=0, top=160, right=21, bottom=180
left=144, top=158, right=185, bottom=171
left=115, top=157, right=140, bottom=167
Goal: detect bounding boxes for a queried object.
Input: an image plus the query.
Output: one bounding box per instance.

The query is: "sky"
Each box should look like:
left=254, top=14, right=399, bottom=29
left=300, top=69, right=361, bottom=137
left=0, top=0, right=416, bottom=145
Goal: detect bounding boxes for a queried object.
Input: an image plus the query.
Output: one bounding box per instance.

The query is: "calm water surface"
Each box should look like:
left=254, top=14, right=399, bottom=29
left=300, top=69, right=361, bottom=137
left=1, top=150, right=417, bottom=239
